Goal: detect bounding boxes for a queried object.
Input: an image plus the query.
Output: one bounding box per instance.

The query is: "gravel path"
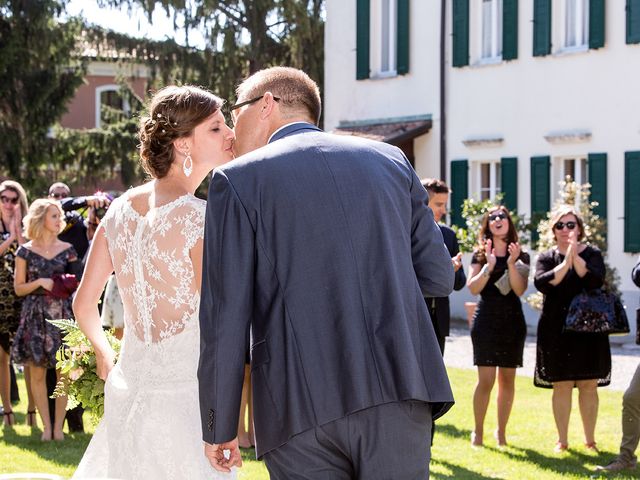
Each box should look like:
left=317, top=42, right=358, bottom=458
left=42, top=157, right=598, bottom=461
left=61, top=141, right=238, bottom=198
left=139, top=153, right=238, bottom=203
left=443, top=321, right=640, bottom=391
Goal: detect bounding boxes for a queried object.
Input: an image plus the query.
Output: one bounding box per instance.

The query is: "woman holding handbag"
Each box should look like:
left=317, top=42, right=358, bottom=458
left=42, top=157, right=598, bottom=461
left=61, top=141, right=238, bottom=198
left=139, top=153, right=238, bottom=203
left=12, top=198, right=80, bottom=441
left=467, top=205, right=529, bottom=447
left=534, top=206, right=611, bottom=453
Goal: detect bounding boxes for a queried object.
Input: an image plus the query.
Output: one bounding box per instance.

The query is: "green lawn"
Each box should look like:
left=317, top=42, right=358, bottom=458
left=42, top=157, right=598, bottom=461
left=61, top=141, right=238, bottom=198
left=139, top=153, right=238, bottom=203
left=1, top=367, right=637, bottom=479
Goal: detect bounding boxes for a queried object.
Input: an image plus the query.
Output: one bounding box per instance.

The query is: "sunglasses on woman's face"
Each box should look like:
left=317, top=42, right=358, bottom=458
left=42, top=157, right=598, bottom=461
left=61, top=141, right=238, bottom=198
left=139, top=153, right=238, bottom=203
left=0, top=195, right=19, bottom=205
left=554, top=221, right=577, bottom=231
left=488, top=212, right=507, bottom=222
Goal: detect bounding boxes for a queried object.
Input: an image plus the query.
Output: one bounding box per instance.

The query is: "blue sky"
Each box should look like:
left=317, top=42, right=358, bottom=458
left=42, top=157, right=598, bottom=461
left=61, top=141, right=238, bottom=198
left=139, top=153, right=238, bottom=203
left=65, top=0, right=207, bottom=49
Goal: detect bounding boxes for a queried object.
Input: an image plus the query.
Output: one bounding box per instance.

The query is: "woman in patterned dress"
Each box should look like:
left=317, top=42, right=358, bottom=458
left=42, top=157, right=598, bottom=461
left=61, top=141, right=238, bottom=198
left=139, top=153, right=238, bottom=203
left=0, top=180, right=33, bottom=427
left=12, top=199, right=80, bottom=441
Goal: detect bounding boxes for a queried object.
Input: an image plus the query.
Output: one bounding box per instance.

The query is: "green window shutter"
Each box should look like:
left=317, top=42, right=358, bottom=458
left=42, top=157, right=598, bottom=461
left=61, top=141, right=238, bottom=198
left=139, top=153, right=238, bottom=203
left=501, top=157, right=518, bottom=211
left=625, top=151, right=640, bottom=252
left=588, top=153, right=607, bottom=220
left=533, top=0, right=552, bottom=56
left=356, top=0, right=370, bottom=80
left=502, top=0, right=519, bottom=60
left=452, top=0, right=469, bottom=67
left=396, top=0, right=410, bottom=74
left=450, top=159, right=469, bottom=227
left=531, top=156, right=550, bottom=213
left=628, top=0, right=640, bottom=44
left=589, top=0, right=606, bottom=49
left=531, top=156, right=550, bottom=246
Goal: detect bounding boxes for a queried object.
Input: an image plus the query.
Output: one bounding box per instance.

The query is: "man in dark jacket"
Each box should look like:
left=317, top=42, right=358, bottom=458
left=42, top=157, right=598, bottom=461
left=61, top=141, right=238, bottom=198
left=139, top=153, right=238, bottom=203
left=199, top=67, right=454, bottom=478
left=421, top=178, right=467, bottom=354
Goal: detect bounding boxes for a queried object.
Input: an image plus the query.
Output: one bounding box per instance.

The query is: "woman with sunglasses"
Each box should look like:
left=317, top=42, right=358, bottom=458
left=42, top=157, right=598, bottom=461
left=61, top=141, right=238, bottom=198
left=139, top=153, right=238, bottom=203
left=467, top=205, right=529, bottom=447
left=534, top=205, right=610, bottom=453
left=0, top=180, right=35, bottom=427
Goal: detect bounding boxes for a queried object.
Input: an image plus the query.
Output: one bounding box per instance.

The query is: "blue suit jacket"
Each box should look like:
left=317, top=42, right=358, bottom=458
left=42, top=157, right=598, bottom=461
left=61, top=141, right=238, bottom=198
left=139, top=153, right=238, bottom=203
left=198, top=123, right=455, bottom=457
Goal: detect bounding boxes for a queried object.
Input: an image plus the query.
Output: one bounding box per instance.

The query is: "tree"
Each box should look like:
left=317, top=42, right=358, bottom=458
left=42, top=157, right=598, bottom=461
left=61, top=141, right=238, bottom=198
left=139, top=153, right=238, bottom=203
left=0, top=0, right=86, bottom=184
left=95, top=0, right=325, bottom=98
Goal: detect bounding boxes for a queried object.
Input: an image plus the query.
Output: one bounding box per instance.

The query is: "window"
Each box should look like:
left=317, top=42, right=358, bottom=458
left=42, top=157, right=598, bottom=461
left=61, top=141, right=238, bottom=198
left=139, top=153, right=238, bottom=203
left=564, top=0, right=589, bottom=49
left=371, top=0, right=397, bottom=76
left=553, top=156, right=587, bottom=203
left=475, top=161, right=501, bottom=201
left=95, top=85, right=130, bottom=128
left=481, top=0, right=503, bottom=59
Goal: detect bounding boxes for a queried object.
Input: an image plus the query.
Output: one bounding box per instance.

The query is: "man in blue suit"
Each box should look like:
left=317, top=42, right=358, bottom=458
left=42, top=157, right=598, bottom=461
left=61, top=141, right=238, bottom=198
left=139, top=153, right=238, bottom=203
left=421, top=178, right=467, bottom=355
left=198, top=67, right=455, bottom=478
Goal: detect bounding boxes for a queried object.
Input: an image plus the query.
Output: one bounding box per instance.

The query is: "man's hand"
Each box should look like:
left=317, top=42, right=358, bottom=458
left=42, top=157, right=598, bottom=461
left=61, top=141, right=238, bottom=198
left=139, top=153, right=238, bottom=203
left=451, top=252, right=463, bottom=272
left=204, top=438, right=243, bottom=473
left=85, top=195, right=111, bottom=209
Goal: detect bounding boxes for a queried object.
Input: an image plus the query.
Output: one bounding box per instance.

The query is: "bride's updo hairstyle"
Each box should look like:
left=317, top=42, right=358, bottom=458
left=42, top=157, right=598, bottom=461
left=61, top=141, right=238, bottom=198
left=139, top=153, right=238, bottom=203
left=139, top=85, right=223, bottom=179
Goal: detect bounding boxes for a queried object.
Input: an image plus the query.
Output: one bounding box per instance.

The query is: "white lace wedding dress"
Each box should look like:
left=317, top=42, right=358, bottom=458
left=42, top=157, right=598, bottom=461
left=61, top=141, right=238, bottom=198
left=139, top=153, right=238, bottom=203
left=73, top=194, right=235, bottom=479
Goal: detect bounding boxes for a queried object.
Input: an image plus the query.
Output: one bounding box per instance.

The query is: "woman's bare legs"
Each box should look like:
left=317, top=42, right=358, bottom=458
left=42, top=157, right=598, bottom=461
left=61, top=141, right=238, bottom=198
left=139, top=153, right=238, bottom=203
left=472, top=366, right=497, bottom=446
left=576, top=379, right=599, bottom=446
left=496, top=367, right=516, bottom=446
left=29, top=365, right=51, bottom=440
left=0, top=347, right=13, bottom=426
left=552, top=380, right=574, bottom=448
left=238, top=364, right=252, bottom=448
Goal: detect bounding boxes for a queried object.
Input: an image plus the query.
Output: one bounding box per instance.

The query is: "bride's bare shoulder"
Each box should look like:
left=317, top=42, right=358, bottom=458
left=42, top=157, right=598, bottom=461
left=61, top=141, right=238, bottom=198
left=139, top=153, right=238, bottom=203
left=120, top=183, right=154, bottom=210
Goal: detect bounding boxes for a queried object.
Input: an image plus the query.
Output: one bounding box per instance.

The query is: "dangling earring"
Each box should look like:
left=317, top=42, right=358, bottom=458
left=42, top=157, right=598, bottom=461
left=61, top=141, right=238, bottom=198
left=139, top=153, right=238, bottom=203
left=183, top=153, right=193, bottom=177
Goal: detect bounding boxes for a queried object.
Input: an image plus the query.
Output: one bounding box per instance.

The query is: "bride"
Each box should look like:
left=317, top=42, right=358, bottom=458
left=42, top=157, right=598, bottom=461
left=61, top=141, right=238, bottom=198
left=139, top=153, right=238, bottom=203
left=72, top=85, right=236, bottom=479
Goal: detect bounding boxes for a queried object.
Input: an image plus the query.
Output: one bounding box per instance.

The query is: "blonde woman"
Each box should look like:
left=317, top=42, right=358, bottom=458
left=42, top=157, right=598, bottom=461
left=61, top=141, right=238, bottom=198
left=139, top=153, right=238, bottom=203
left=12, top=198, right=80, bottom=441
left=0, top=180, right=33, bottom=427
left=534, top=206, right=610, bottom=452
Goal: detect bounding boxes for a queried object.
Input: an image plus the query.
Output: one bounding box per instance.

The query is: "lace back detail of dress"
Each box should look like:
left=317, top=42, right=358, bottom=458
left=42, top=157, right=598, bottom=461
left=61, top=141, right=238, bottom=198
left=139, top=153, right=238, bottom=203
left=101, top=194, right=206, bottom=345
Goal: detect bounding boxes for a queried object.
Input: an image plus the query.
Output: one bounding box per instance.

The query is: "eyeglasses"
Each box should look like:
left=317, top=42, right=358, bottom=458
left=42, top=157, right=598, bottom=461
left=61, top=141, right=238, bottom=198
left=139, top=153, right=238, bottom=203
left=0, top=195, right=19, bottom=205
left=50, top=192, right=68, bottom=199
left=488, top=212, right=507, bottom=222
left=554, top=221, right=577, bottom=231
left=229, top=95, right=281, bottom=112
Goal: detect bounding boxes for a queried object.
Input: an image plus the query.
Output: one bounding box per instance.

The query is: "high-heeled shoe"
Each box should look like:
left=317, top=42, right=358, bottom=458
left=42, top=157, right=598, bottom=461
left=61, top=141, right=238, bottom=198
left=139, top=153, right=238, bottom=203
left=2, top=410, right=15, bottom=427
left=26, top=410, right=36, bottom=427
left=470, top=431, right=483, bottom=447
left=494, top=429, right=507, bottom=447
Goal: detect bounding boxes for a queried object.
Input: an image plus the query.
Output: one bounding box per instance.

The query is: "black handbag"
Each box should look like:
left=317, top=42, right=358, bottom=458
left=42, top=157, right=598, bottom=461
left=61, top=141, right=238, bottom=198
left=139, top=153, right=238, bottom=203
left=564, top=289, right=630, bottom=335
left=636, top=308, right=640, bottom=345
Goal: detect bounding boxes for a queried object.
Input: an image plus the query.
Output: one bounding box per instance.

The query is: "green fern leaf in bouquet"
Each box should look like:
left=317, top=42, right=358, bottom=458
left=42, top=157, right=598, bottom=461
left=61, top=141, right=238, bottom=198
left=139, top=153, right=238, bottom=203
left=48, top=318, right=120, bottom=423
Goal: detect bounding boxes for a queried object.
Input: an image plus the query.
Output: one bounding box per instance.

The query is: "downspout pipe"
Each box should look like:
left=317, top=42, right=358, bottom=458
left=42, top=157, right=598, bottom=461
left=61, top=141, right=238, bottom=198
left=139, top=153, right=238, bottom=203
left=439, top=0, right=447, bottom=182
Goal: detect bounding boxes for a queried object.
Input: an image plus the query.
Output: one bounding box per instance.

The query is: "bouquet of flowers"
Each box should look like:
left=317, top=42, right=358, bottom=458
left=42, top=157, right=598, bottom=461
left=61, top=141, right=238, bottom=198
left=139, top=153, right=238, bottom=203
left=48, top=319, right=121, bottom=422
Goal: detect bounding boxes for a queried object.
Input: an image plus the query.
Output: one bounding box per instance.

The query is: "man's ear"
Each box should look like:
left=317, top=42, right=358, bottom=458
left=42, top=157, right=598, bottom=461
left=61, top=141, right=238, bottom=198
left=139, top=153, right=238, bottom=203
left=259, top=92, right=278, bottom=120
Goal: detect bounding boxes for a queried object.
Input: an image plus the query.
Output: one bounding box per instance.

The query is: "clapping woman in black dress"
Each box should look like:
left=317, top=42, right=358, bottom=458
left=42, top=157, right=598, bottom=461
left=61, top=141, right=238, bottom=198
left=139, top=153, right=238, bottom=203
left=534, top=206, right=610, bottom=453
left=467, top=206, right=529, bottom=447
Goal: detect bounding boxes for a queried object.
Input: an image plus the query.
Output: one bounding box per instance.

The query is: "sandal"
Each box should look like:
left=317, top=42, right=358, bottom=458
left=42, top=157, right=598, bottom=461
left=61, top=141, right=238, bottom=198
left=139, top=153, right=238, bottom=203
left=554, top=441, right=569, bottom=453
left=26, top=410, right=36, bottom=427
left=2, top=410, right=15, bottom=427
left=585, top=441, right=599, bottom=453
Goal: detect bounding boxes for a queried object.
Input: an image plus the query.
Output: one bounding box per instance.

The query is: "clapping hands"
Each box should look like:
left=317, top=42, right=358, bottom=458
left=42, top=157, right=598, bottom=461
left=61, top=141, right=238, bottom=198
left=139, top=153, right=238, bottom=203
left=484, top=239, right=497, bottom=272
left=507, top=242, right=521, bottom=265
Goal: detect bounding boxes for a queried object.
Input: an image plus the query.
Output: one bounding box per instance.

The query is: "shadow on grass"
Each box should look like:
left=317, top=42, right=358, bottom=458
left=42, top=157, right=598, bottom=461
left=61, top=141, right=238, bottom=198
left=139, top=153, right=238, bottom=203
left=434, top=422, right=471, bottom=442
left=431, top=459, right=506, bottom=479
left=1, top=411, right=91, bottom=467
left=434, top=422, right=638, bottom=479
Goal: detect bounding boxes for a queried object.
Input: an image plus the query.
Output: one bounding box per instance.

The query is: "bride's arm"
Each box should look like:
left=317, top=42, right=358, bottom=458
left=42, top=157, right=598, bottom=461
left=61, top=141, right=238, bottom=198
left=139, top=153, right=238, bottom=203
left=72, top=224, right=115, bottom=380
